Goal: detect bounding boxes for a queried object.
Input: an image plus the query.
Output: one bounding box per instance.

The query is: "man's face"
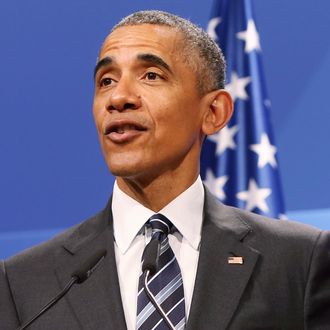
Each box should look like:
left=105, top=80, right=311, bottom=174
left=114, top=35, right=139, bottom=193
left=93, top=24, right=209, bottom=184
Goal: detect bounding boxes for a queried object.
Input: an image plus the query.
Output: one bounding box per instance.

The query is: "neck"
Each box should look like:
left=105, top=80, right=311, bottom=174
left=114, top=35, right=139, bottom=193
left=116, top=169, right=199, bottom=212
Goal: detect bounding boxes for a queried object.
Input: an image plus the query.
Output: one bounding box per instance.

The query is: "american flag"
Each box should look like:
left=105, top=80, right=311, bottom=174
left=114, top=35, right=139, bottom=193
left=201, top=0, right=286, bottom=218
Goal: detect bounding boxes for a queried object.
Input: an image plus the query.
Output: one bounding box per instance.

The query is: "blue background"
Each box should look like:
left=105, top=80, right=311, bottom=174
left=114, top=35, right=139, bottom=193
left=1, top=0, right=329, bottom=257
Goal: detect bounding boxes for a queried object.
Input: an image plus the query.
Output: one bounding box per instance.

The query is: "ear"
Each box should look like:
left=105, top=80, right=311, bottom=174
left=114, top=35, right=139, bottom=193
left=202, top=89, right=233, bottom=136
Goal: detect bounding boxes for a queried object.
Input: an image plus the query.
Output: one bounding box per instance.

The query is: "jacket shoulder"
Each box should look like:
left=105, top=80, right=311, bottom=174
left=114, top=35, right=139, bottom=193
left=5, top=203, right=110, bottom=267
left=204, top=188, right=325, bottom=253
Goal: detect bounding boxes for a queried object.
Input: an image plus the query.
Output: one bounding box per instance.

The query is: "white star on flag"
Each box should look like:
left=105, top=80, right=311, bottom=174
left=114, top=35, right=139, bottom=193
left=236, top=179, right=271, bottom=213
left=236, top=19, right=261, bottom=53
left=226, top=72, right=251, bottom=102
left=250, top=133, right=277, bottom=168
left=207, top=17, right=222, bottom=40
left=204, top=169, right=228, bottom=200
left=208, top=124, right=239, bottom=155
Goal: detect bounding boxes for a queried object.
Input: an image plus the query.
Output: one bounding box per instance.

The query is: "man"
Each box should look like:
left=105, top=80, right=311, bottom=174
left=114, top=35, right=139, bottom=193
left=1, top=10, right=330, bottom=330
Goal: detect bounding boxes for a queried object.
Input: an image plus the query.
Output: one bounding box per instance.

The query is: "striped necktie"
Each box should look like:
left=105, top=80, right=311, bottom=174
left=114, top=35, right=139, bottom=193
left=136, top=213, right=186, bottom=330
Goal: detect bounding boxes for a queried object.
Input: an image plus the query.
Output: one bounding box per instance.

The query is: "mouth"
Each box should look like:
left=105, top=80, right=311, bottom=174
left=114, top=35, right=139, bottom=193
left=103, top=120, right=147, bottom=143
left=104, top=122, right=147, bottom=135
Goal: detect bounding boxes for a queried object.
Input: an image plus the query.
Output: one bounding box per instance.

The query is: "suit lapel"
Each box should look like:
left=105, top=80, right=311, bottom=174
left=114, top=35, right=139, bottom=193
left=55, top=200, right=127, bottom=330
left=187, top=189, right=260, bottom=330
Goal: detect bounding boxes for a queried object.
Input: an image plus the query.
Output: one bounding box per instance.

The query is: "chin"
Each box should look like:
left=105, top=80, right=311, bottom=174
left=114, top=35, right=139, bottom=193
left=108, top=167, right=137, bottom=178
left=106, top=162, right=134, bottom=177
left=106, top=160, right=162, bottom=186
left=105, top=155, right=144, bottom=178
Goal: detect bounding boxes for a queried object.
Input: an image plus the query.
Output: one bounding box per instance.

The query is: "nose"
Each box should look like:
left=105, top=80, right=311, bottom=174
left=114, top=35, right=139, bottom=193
left=106, top=76, right=142, bottom=112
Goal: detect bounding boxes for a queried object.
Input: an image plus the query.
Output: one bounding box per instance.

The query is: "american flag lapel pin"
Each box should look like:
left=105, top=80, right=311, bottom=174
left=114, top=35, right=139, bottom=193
left=228, top=256, right=244, bottom=265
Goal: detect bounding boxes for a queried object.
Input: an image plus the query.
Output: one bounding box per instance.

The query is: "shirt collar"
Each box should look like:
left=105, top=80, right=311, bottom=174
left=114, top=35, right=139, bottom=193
left=112, top=176, right=204, bottom=254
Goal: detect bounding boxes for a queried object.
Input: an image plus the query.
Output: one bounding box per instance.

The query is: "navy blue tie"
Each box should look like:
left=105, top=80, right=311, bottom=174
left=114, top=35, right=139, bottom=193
left=136, top=214, right=186, bottom=330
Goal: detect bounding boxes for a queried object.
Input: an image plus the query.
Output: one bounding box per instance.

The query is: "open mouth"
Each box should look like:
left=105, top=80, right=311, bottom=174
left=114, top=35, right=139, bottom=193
left=105, top=123, right=147, bottom=135
left=103, top=120, right=148, bottom=143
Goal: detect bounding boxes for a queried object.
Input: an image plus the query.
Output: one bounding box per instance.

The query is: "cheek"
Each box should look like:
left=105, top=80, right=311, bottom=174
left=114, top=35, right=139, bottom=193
left=154, top=113, right=201, bottom=150
left=154, top=97, right=199, bottom=131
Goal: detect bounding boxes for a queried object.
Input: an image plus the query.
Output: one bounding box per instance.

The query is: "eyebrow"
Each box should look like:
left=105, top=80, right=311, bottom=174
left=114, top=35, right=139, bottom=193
left=94, top=53, right=172, bottom=80
left=94, top=53, right=172, bottom=79
left=94, top=57, right=112, bottom=79
left=136, top=53, right=172, bottom=73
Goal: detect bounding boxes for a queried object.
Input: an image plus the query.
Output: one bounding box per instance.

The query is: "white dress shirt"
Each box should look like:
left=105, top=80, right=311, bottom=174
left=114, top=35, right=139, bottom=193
left=112, top=176, right=204, bottom=330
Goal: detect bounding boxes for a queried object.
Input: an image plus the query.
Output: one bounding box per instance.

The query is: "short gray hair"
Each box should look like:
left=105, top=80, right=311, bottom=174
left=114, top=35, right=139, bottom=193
left=111, top=10, right=226, bottom=95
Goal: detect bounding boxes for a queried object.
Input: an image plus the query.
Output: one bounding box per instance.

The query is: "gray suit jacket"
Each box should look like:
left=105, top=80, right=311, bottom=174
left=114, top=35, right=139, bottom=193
left=1, top=190, right=330, bottom=329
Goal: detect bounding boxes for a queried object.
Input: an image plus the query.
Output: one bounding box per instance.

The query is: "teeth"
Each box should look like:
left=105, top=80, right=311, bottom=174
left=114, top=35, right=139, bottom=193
left=115, top=124, right=138, bottom=133
left=105, top=123, right=145, bottom=135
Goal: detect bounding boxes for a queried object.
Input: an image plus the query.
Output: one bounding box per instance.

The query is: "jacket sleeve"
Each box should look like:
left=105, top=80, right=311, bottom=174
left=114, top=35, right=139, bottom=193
left=304, top=230, right=330, bottom=329
left=0, top=260, right=20, bottom=330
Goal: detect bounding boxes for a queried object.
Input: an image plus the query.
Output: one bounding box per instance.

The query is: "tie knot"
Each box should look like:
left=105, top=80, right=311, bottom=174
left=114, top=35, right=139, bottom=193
left=148, top=213, right=172, bottom=236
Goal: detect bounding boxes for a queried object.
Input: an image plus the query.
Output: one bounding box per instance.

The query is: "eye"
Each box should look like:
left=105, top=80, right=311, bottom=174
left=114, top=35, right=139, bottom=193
left=145, top=72, right=161, bottom=80
left=99, top=77, right=113, bottom=87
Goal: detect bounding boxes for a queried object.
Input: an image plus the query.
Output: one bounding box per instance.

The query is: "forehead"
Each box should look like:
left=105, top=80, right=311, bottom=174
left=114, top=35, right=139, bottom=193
left=99, top=24, right=183, bottom=62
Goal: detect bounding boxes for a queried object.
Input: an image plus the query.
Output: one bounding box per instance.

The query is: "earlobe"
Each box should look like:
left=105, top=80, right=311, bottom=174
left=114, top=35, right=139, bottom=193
left=202, top=90, right=233, bottom=136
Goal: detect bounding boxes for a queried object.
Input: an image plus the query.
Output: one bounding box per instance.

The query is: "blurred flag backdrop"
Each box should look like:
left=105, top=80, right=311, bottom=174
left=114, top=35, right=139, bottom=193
left=201, top=0, right=285, bottom=218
